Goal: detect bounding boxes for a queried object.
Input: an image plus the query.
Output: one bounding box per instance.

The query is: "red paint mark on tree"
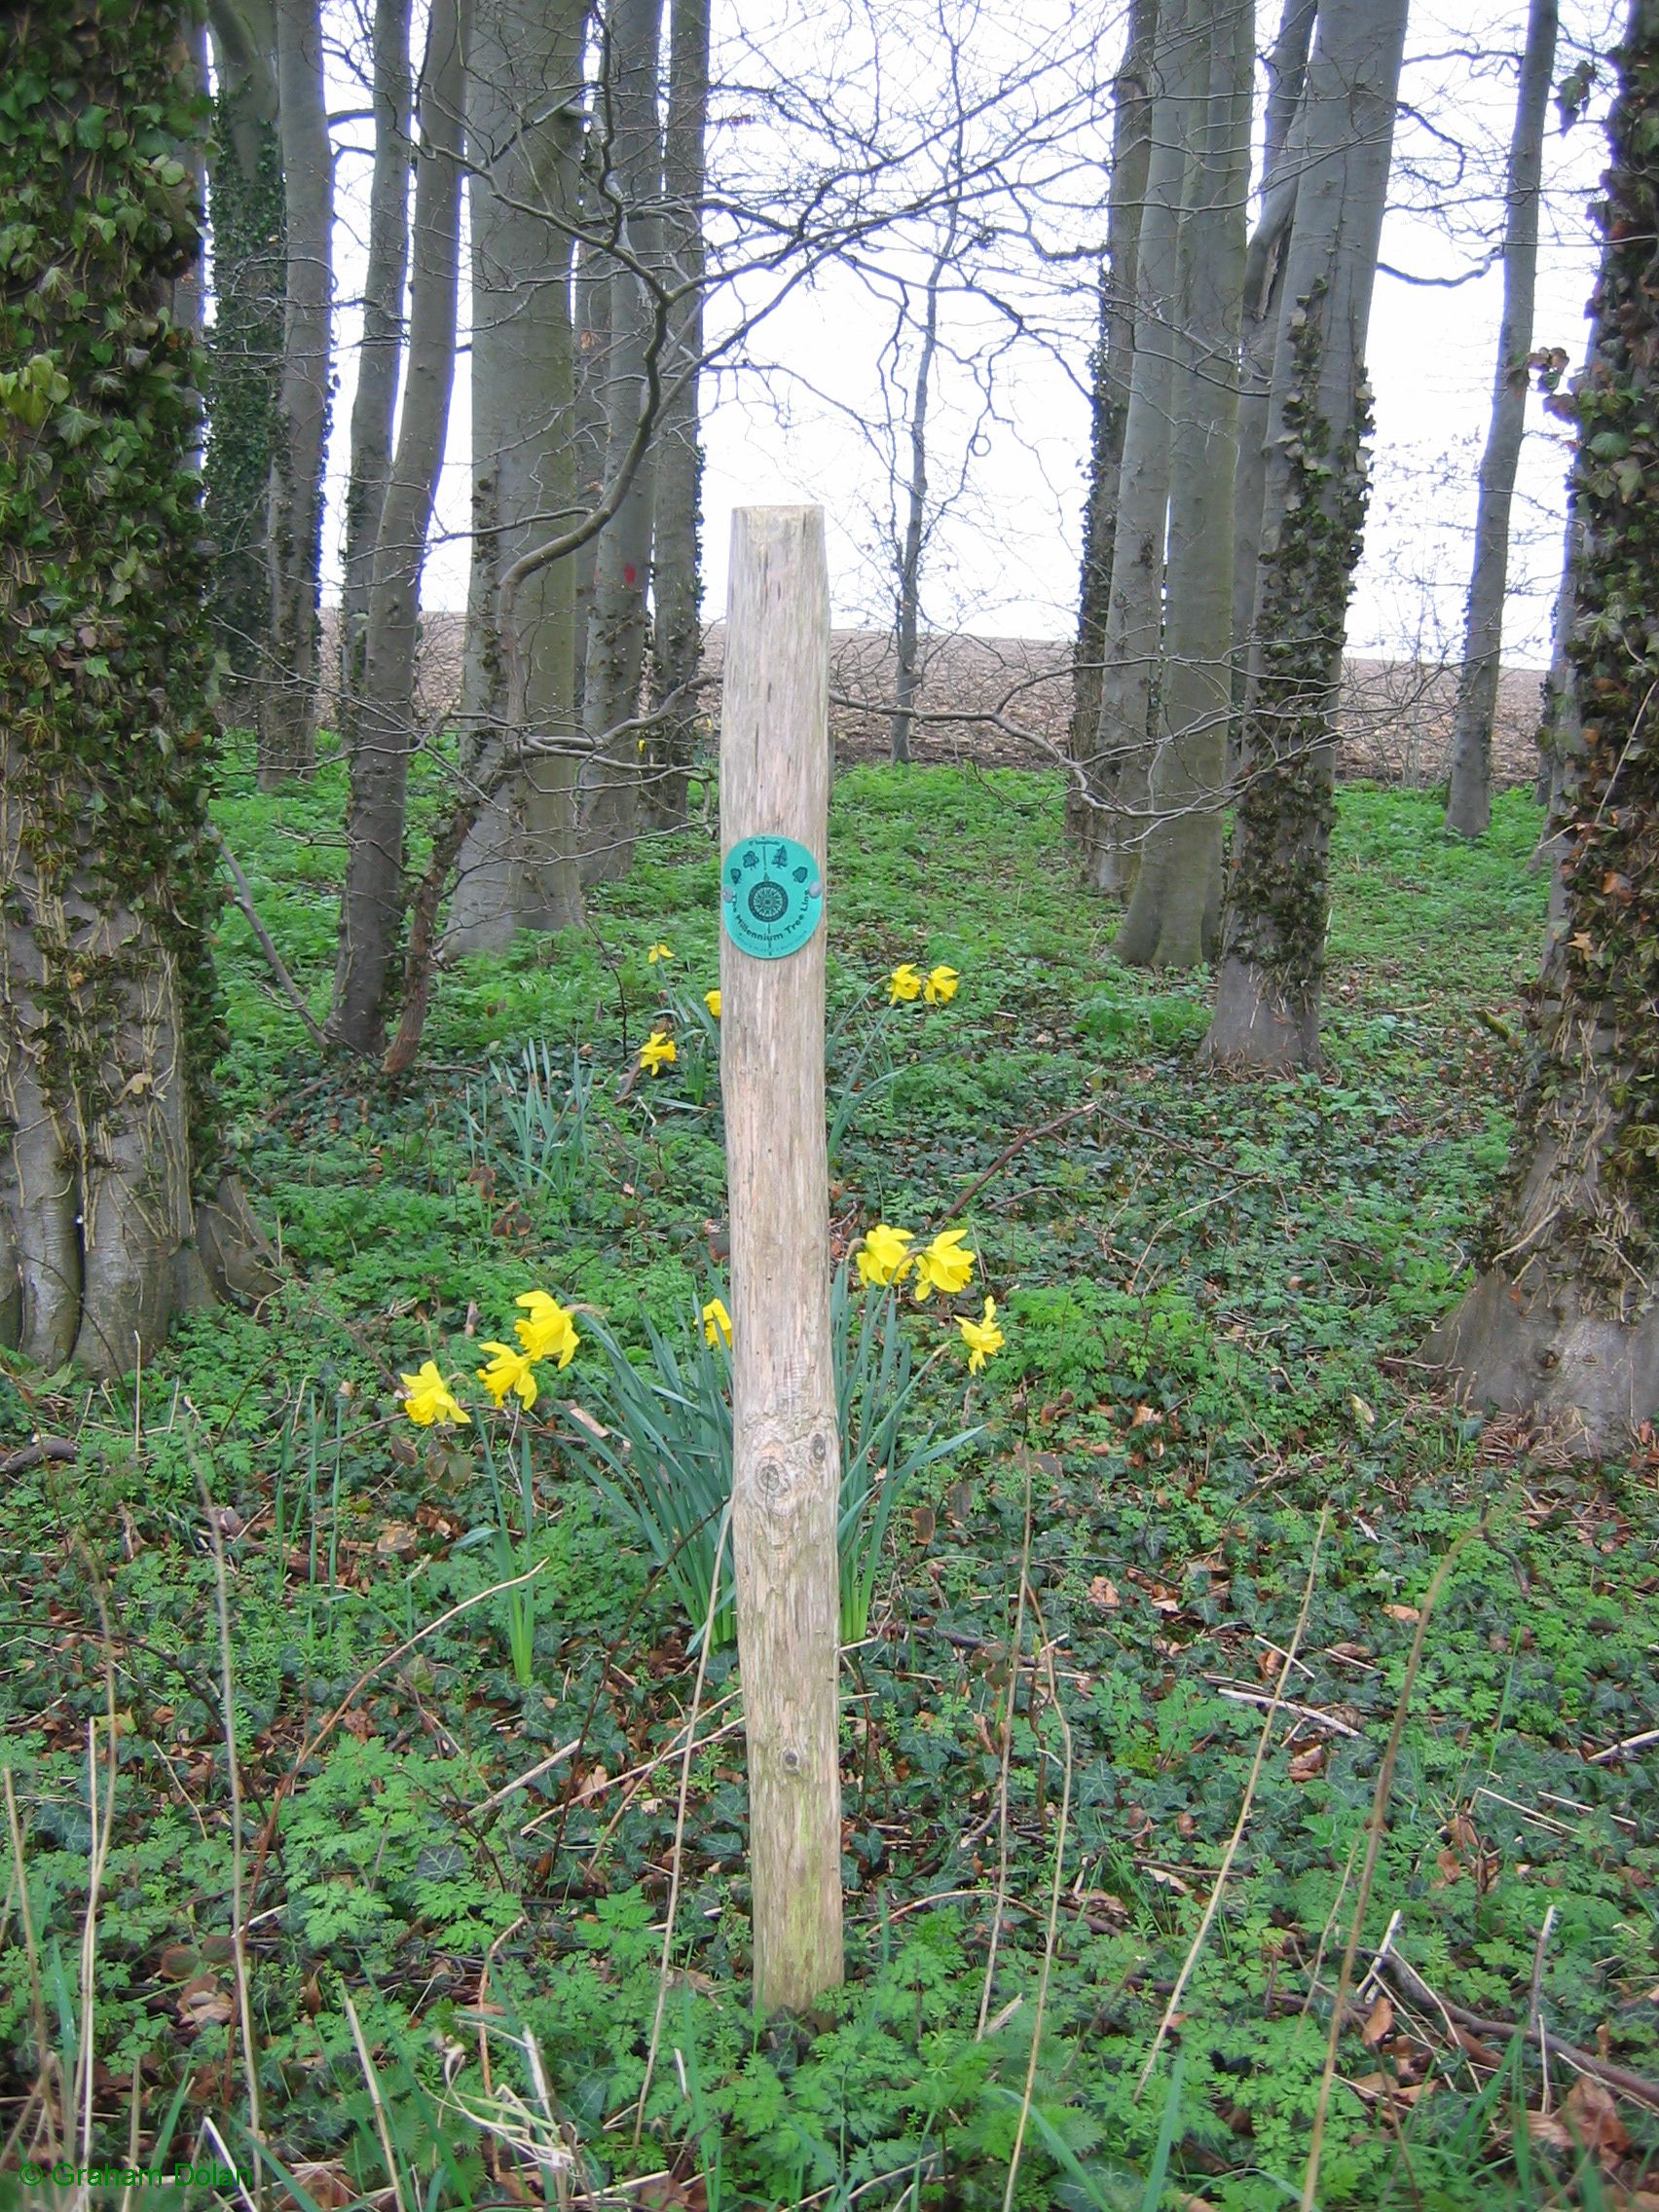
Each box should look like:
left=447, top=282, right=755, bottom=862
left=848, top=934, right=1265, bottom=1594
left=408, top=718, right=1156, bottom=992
left=624, top=563, right=638, bottom=587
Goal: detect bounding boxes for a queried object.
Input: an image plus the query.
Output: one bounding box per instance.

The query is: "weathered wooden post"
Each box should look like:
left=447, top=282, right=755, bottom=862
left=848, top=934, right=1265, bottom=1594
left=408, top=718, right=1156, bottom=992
left=719, top=506, right=844, bottom=2011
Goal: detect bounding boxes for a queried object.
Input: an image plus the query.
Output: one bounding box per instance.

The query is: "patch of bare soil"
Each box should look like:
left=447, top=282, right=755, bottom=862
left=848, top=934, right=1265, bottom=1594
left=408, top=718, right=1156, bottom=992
left=365, top=613, right=1546, bottom=790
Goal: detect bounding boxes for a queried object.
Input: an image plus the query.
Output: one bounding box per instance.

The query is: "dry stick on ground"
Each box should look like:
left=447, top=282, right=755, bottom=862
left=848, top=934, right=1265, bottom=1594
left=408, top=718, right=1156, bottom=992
left=209, top=827, right=328, bottom=1052
left=948, top=1098, right=1281, bottom=1221
left=976, top=1457, right=1036, bottom=2041
left=1139, top=1507, right=1331, bottom=2094
left=1002, top=1593, right=1076, bottom=2212
left=344, top=1987, right=412, bottom=2212
left=1301, top=1527, right=1480, bottom=2212
left=636, top=1509, right=731, bottom=2153
left=238, top=1561, right=550, bottom=1930
left=2, top=1771, right=50, bottom=2156
left=1379, top=1948, right=1659, bottom=2114
left=198, top=1465, right=265, bottom=2157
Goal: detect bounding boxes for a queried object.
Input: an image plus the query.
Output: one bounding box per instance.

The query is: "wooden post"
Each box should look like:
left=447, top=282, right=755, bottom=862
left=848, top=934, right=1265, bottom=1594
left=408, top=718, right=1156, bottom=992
left=719, top=506, right=844, bottom=2012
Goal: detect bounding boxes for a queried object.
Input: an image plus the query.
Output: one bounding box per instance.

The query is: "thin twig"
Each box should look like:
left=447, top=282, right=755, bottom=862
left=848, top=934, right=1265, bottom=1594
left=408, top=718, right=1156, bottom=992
left=1001, top=1597, right=1074, bottom=2212
left=1140, top=1507, right=1330, bottom=2094
left=197, top=1470, right=265, bottom=2163
left=209, top=826, right=328, bottom=1051
left=976, top=1457, right=1035, bottom=2041
left=636, top=1510, right=730, bottom=2151
left=1302, top=1530, right=1478, bottom=2212
left=1380, top=1947, right=1659, bottom=2113
left=344, top=1987, right=411, bottom=2212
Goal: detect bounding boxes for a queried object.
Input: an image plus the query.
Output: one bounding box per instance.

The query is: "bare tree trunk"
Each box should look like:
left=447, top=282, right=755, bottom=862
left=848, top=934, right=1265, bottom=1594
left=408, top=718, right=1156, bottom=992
left=1116, top=0, right=1251, bottom=969
left=1077, top=0, right=1200, bottom=897
left=580, top=0, right=665, bottom=886
left=889, top=209, right=958, bottom=766
left=1068, top=0, right=1158, bottom=848
left=571, top=224, right=612, bottom=731
left=330, top=0, right=464, bottom=1052
left=1, top=0, right=275, bottom=1377
left=339, top=0, right=415, bottom=719
left=1205, top=0, right=1408, bottom=1071
left=1232, top=0, right=1317, bottom=727
left=645, top=0, right=711, bottom=830
left=1446, top=0, right=1559, bottom=838
left=260, top=0, right=333, bottom=787
left=203, top=0, right=282, bottom=719
left=444, top=0, right=587, bottom=955
left=1425, top=0, right=1659, bottom=1451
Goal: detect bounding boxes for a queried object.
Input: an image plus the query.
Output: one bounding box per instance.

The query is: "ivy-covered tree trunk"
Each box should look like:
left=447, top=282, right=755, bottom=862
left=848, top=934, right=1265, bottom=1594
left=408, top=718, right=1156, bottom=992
left=260, top=0, right=332, bottom=788
left=579, top=0, right=665, bottom=887
left=1066, top=0, right=1157, bottom=849
left=443, top=0, right=587, bottom=955
left=202, top=0, right=282, bottom=718
left=330, top=0, right=462, bottom=1053
left=0, top=0, right=273, bottom=1376
left=1204, top=0, right=1407, bottom=1071
left=1115, top=0, right=1251, bottom=969
left=1074, top=0, right=1198, bottom=898
left=338, top=0, right=414, bottom=716
left=1426, top=1, right=1659, bottom=1448
left=1445, top=0, right=1559, bottom=838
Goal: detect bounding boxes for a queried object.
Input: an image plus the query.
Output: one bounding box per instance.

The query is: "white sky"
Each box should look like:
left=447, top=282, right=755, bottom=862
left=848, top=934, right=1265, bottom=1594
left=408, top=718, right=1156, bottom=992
left=302, top=0, right=1622, bottom=667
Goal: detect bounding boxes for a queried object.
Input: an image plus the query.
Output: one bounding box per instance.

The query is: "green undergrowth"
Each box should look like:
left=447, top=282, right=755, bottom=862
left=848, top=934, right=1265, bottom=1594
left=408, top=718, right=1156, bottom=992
left=3, top=761, right=1657, bottom=2211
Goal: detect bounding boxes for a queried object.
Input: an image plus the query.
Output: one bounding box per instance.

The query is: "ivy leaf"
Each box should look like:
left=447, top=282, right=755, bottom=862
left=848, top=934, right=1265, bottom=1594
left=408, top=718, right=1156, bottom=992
left=74, top=105, right=107, bottom=150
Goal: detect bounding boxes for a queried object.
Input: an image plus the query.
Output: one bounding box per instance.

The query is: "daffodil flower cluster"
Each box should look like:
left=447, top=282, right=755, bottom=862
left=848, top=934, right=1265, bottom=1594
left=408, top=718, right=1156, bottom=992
left=889, top=962, right=959, bottom=1006
left=854, top=1222, right=1005, bottom=1372
left=399, top=1290, right=580, bottom=1426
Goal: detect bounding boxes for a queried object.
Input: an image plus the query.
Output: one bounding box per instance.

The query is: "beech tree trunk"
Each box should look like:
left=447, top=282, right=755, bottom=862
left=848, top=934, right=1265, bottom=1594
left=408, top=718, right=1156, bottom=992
left=579, top=0, right=665, bottom=887
left=1445, top=0, right=1559, bottom=838
left=1068, top=0, right=1158, bottom=845
left=1232, top=0, right=1318, bottom=724
left=203, top=0, right=282, bottom=719
left=1203, top=0, right=1406, bottom=1072
left=339, top=0, right=415, bottom=717
left=330, top=0, right=463, bottom=1052
left=1, top=0, right=274, bottom=1378
left=1076, top=0, right=1199, bottom=897
left=444, top=0, right=587, bottom=955
left=1115, top=0, right=1251, bottom=969
left=571, top=223, right=612, bottom=732
left=1426, top=0, right=1659, bottom=1449
left=260, top=0, right=333, bottom=787
left=645, top=0, right=711, bottom=830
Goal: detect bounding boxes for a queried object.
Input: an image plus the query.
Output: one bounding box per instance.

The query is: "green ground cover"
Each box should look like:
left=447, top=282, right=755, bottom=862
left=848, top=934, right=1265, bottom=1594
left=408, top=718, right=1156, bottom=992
left=3, top=748, right=1657, bottom=2210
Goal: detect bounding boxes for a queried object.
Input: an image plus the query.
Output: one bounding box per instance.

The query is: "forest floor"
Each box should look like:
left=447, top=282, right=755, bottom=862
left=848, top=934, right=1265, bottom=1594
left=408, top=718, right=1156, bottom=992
left=3, top=754, right=1657, bottom=2212
left=352, top=613, right=1550, bottom=787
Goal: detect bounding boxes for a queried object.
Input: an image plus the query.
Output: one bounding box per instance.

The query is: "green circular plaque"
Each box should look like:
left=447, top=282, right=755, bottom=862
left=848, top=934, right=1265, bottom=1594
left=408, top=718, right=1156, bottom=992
left=720, top=833, right=824, bottom=959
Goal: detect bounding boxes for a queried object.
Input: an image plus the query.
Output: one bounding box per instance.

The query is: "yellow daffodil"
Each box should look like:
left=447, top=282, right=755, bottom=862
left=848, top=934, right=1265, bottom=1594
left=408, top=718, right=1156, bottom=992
left=958, top=1296, right=1005, bottom=1374
left=514, top=1290, right=580, bottom=1368
left=646, top=941, right=674, bottom=964
left=888, top=963, right=923, bottom=1004
left=856, top=1222, right=915, bottom=1288
left=400, top=1359, right=470, bottom=1427
left=702, top=1296, right=733, bottom=1347
left=924, top=964, right=960, bottom=1005
left=911, top=1226, right=976, bottom=1303
left=640, top=1029, right=678, bottom=1074
left=704, top=988, right=721, bottom=1018
left=477, top=1342, right=539, bottom=1411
